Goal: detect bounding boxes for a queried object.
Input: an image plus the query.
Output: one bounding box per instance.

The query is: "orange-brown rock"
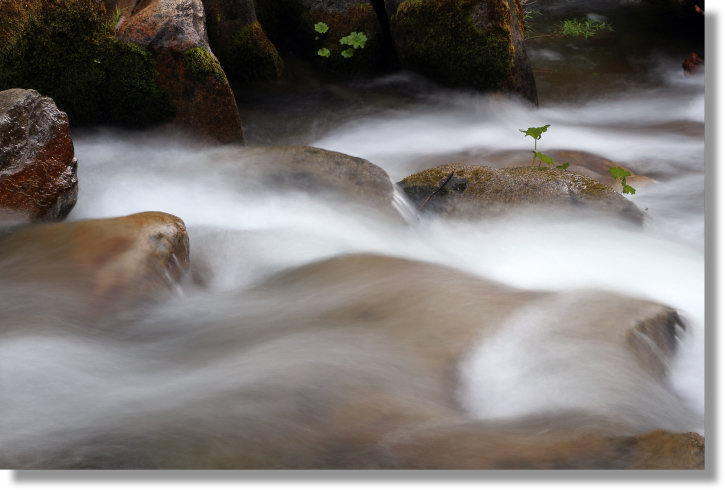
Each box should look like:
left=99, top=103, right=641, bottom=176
left=0, top=89, right=78, bottom=224
left=0, top=211, right=189, bottom=310
left=116, top=0, right=244, bottom=143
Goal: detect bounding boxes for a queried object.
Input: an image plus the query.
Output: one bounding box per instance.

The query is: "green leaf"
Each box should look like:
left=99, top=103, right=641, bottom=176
left=533, top=151, right=555, bottom=165
left=340, top=32, right=367, bottom=49
left=622, top=184, right=636, bottom=195
left=608, top=166, right=631, bottom=180
left=314, top=22, right=329, bottom=34
left=519, top=124, right=550, bottom=141
left=317, top=48, right=331, bottom=58
left=341, top=48, right=354, bottom=58
left=556, top=162, right=570, bottom=170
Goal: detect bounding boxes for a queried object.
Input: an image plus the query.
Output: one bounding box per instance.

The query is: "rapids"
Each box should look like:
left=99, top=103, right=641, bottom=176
left=0, top=1, right=705, bottom=468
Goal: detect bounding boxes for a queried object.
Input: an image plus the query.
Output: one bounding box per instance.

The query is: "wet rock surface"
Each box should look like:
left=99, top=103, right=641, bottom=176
left=0, top=89, right=78, bottom=224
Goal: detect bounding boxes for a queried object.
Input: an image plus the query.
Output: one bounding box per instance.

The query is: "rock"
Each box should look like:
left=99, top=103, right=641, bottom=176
left=398, top=164, right=643, bottom=222
left=116, top=0, right=244, bottom=143
left=0, top=212, right=190, bottom=311
left=0, top=89, right=78, bottom=224
left=256, top=0, right=396, bottom=75
left=0, top=0, right=172, bottom=126
left=483, top=149, right=655, bottom=191
left=202, top=0, right=283, bottom=85
left=227, top=145, right=401, bottom=220
left=682, top=52, right=704, bottom=74
left=386, top=0, right=537, bottom=102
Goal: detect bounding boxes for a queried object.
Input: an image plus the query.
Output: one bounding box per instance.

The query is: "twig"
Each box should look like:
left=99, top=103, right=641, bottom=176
left=417, top=171, right=455, bottom=211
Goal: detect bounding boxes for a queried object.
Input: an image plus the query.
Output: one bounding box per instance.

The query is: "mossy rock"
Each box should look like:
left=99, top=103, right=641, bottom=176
left=203, top=0, right=284, bottom=85
left=398, top=164, right=644, bottom=222
left=386, top=0, right=536, bottom=100
left=0, top=0, right=172, bottom=126
left=184, top=47, right=228, bottom=83
left=214, top=21, right=284, bottom=85
left=390, top=0, right=512, bottom=90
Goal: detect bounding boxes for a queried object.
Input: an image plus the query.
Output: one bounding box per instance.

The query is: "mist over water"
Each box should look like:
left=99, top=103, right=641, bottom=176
left=0, top=30, right=705, bottom=467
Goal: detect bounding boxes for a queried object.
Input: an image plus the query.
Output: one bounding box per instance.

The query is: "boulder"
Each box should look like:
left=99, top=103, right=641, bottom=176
left=0, top=212, right=190, bottom=311
left=398, top=164, right=643, bottom=222
left=227, top=145, right=401, bottom=219
left=255, top=0, right=397, bottom=75
left=202, top=0, right=283, bottom=84
left=386, top=0, right=537, bottom=102
left=116, top=0, right=244, bottom=143
left=0, top=89, right=78, bottom=224
left=484, top=149, right=655, bottom=191
left=0, top=0, right=172, bottom=126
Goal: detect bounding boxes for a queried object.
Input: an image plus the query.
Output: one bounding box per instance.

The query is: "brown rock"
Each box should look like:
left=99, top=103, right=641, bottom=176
left=682, top=52, right=704, bottom=74
left=0, top=89, right=78, bottom=224
left=116, top=0, right=244, bottom=143
left=398, top=163, right=643, bottom=222
left=0, top=211, right=189, bottom=311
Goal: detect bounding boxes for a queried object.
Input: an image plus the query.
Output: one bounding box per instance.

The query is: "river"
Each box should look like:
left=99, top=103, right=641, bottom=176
left=0, top=1, right=705, bottom=468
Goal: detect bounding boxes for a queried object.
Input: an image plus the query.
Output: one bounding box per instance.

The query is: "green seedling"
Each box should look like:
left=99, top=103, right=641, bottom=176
left=519, top=124, right=569, bottom=170
left=609, top=166, right=636, bottom=194
left=559, top=18, right=613, bottom=39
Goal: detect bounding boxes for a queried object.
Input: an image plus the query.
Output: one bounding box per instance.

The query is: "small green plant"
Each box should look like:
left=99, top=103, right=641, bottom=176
left=519, top=124, right=569, bottom=170
left=521, top=0, right=542, bottom=39
left=558, top=18, right=613, bottom=39
left=609, top=167, right=636, bottom=194
left=313, top=22, right=367, bottom=59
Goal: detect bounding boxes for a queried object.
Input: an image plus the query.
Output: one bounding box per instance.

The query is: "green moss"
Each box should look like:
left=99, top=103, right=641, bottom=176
left=183, top=47, right=227, bottom=84
left=391, top=0, right=514, bottom=90
left=218, top=22, right=283, bottom=85
left=0, top=0, right=172, bottom=126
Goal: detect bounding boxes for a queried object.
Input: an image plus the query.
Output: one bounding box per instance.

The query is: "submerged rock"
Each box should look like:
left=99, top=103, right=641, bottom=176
left=202, top=0, right=283, bottom=85
left=116, top=0, right=244, bottom=143
left=386, top=0, right=537, bottom=102
left=232, top=145, right=401, bottom=220
left=398, top=164, right=643, bottom=222
left=0, top=89, right=78, bottom=224
left=0, top=211, right=189, bottom=311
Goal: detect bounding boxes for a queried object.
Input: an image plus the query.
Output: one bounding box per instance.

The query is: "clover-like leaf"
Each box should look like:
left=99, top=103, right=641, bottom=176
left=341, top=48, right=354, bottom=58
left=622, top=184, right=636, bottom=195
left=340, top=32, right=367, bottom=49
left=317, top=48, right=331, bottom=58
left=519, top=124, right=550, bottom=141
left=608, top=166, right=631, bottom=180
left=556, top=162, right=570, bottom=170
left=314, top=22, right=329, bottom=34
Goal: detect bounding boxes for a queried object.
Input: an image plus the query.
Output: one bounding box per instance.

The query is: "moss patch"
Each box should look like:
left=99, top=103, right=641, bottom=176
left=391, top=0, right=514, bottom=90
left=0, top=0, right=172, bottom=126
left=183, top=47, right=227, bottom=84
left=218, top=22, right=283, bottom=85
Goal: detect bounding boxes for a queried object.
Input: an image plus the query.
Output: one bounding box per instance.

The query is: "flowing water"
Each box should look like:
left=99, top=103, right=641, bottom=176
left=0, top=2, right=706, bottom=468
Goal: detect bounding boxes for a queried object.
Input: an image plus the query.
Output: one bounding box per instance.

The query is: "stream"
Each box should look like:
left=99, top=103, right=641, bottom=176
left=0, top=1, right=705, bottom=468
